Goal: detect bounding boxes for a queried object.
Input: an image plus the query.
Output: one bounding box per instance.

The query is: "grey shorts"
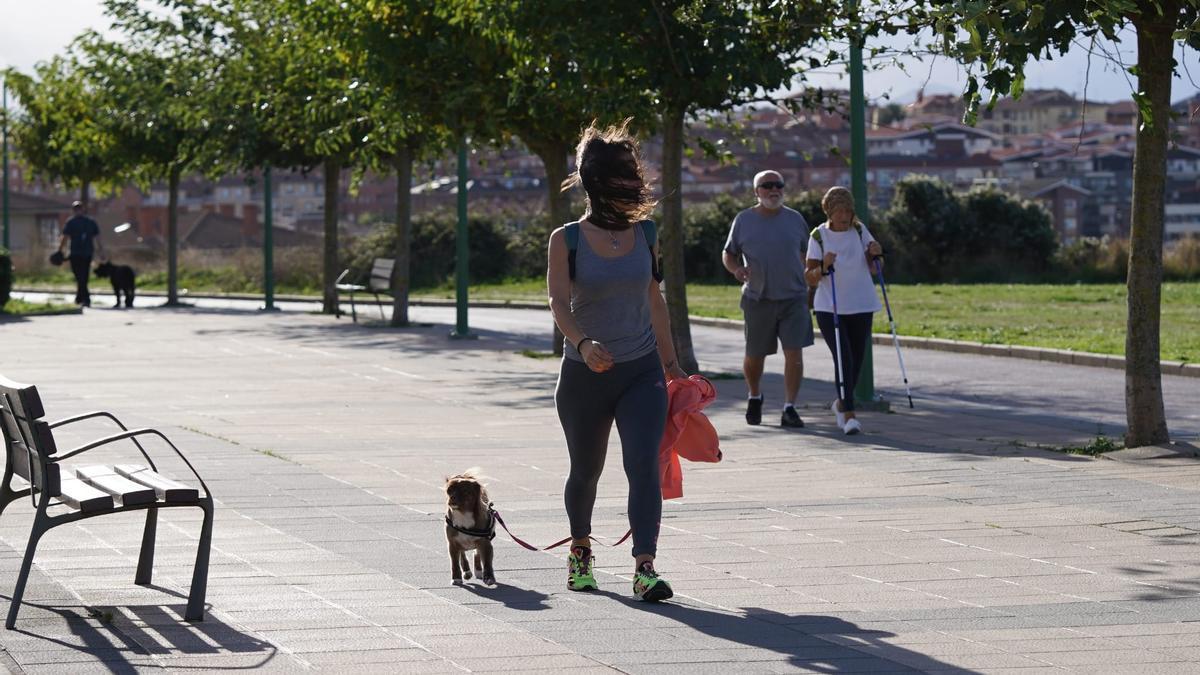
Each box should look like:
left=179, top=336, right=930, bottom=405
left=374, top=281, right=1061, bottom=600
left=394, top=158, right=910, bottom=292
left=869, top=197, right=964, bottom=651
left=741, top=296, right=815, bottom=357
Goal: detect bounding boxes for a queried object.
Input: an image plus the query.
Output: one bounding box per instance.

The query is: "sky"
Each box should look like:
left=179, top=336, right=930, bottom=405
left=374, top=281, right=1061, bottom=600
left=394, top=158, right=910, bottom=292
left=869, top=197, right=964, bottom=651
left=2, top=0, right=1198, bottom=107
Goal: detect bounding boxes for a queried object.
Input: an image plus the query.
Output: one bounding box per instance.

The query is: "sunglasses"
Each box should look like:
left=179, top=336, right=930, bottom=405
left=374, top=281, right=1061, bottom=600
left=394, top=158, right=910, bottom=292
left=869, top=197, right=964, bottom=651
left=756, top=181, right=785, bottom=190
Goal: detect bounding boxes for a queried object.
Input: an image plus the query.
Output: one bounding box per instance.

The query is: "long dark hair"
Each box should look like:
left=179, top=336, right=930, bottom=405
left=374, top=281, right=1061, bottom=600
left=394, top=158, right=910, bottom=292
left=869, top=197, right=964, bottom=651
left=561, top=119, right=656, bottom=230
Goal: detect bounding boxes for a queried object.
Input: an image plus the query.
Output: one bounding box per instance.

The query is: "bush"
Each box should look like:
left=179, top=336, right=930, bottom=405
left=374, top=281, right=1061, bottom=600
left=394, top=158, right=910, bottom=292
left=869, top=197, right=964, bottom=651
left=0, top=248, right=11, bottom=311
left=1165, top=235, right=1200, bottom=281
left=1054, top=236, right=1129, bottom=282
left=873, top=176, right=1057, bottom=282
left=347, top=209, right=528, bottom=288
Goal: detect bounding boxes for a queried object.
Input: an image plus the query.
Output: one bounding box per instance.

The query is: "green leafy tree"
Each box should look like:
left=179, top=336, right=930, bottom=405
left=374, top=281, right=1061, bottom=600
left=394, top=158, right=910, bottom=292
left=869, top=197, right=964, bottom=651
left=77, top=0, right=229, bottom=305
left=4, top=57, right=124, bottom=208
left=577, top=0, right=838, bottom=373
left=287, top=0, right=475, bottom=322
left=203, top=0, right=380, bottom=314
left=921, top=0, right=1200, bottom=446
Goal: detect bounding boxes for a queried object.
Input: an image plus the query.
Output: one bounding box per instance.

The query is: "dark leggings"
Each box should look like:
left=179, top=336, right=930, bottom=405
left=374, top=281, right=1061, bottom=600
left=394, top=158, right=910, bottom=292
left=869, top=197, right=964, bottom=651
left=70, top=256, right=92, bottom=306
left=555, top=351, right=667, bottom=558
left=815, top=312, right=873, bottom=413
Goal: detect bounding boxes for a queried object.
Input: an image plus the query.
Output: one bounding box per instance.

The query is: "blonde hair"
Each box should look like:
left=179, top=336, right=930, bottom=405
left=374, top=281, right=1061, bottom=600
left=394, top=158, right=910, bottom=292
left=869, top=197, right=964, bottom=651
left=821, top=186, right=856, bottom=219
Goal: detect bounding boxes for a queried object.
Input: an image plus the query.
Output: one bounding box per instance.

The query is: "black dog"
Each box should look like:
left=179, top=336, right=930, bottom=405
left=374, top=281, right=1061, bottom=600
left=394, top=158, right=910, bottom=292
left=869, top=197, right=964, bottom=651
left=95, top=261, right=137, bottom=308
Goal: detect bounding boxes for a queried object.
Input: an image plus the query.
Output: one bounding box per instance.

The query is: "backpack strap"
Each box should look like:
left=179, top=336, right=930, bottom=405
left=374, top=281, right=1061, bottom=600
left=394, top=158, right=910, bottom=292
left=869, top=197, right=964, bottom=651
left=640, top=220, right=664, bottom=283
left=567, top=221, right=662, bottom=282
left=565, top=222, right=580, bottom=281
left=810, top=226, right=825, bottom=255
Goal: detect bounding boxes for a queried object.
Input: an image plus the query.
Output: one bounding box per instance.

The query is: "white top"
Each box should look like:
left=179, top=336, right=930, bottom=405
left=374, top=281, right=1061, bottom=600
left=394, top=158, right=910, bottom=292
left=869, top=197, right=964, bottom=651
left=805, top=222, right=882, bottom=315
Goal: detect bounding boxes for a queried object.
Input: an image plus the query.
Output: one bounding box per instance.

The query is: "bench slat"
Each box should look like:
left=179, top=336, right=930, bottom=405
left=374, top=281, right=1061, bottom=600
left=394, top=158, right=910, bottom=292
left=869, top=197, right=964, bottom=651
left=114, top=465, right=199, bottom=503
left=57, top=478, right=115, bottom=512
left=75, top=466, right=157, bottom=506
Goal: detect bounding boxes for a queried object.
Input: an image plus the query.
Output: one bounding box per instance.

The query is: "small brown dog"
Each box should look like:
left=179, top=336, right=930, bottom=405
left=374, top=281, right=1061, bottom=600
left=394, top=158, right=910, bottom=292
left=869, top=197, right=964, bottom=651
left=444, top=469, right=496, bottom=585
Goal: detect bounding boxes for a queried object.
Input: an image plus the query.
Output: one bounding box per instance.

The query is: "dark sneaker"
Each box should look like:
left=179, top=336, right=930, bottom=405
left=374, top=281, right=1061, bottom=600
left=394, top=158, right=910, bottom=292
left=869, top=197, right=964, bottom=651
left=567, top=546, right=597, bottom=591
left=780, top=406, right=804, bottom=428
left=632, top=562, right=673, bottom=602
left=745, top=397, right=763, bottom=425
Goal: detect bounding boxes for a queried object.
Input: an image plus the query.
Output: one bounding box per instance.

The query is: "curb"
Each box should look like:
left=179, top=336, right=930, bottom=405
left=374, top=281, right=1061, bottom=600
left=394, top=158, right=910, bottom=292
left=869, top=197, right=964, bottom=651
left=17, top=287, right=1196, bottom=378
left=689, top=315, right=1199, bottom=379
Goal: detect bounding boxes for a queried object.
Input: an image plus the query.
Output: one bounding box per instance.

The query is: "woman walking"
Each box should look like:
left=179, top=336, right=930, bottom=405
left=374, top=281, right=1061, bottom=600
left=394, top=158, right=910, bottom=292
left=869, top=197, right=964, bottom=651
left=547, top=120, right=686, bottom=601
left=804, top=187, right=883, bottom=435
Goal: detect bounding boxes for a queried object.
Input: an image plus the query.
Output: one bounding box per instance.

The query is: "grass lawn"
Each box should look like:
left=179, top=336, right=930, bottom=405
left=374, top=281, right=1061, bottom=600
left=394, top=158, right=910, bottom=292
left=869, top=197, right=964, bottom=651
left=16, top=271, right=1196, bottom=362
left=419, top=280, right=1200, bottom=363
left=1, top=298, right=81, bottom=317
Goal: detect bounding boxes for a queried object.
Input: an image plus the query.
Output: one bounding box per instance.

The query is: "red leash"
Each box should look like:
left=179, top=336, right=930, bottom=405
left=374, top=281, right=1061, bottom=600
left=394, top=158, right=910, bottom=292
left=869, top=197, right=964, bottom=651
left=491, top=508, right=632, bottom=551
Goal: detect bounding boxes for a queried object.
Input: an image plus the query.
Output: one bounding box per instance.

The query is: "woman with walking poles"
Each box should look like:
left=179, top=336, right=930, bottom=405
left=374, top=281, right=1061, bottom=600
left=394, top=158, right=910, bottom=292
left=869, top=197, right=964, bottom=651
left=546, top=120, right=686, bottom=602
left=804, top=186, right=883, bottom=435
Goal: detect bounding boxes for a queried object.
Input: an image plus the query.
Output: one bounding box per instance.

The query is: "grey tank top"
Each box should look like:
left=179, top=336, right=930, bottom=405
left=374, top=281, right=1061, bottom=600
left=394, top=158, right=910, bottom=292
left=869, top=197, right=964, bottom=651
left=563, top=222, right=658, bottom=363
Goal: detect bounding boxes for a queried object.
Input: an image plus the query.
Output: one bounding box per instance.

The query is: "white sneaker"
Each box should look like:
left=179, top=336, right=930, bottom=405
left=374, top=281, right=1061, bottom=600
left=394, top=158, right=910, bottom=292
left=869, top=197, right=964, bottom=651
left=831, top=400, right=846, bottom=430
left=843, top=418, right=862, bottom=435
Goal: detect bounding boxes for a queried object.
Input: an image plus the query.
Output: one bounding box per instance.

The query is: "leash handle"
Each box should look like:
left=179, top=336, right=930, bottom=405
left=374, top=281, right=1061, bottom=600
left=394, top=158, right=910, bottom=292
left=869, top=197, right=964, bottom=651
left=491, top=509, right=631, bottom=550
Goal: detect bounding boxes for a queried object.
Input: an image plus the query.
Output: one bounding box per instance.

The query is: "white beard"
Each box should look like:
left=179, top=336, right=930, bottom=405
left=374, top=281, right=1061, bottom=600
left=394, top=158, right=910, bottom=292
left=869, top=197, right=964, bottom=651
left=759, top=196, right=783, bottom=210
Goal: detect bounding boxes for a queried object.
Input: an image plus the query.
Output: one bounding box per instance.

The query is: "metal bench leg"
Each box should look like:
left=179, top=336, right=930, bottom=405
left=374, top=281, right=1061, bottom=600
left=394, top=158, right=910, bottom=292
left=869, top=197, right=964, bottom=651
left=6, top=514, right=48, bottom=629
left=185, top=501, right=214, bottom=622
left=373, top=292, right=385, bottom=320
left=349, top=291, right=358, bottom=323
left=0, top=485, right=30, bottom=520
left=135, top=507, right=158, bottom=585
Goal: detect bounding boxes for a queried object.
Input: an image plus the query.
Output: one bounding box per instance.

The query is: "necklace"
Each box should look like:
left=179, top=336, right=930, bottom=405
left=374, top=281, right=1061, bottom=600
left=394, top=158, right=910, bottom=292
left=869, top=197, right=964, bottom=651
left=590, top=224, right=621, bottom=250
left=605, top=229, right=620, bottom=250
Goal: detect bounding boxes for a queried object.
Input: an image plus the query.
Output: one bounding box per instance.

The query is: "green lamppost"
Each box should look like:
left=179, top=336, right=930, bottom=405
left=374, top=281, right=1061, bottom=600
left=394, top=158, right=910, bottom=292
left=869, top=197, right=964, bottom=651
left=848, top=0, right=886, bottom=410
left=450, top=139, right=475, bottom=339
left=262, top=165, right=277, bottom=311
left=2, top=78, right=10, bottom=251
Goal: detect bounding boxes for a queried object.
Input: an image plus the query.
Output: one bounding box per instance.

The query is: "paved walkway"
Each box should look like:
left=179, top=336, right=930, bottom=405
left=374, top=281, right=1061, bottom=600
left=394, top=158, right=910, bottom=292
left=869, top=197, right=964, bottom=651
left=0, top=302, right=1198, bottom=673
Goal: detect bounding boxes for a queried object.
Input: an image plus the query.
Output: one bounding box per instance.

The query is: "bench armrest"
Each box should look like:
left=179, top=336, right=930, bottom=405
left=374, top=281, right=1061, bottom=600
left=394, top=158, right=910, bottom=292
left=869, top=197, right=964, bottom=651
left=50, top=410, right=132, bottom=430
left=54, top=428, right=211, bottom=499
left=49, top=411, right=156, bottom=468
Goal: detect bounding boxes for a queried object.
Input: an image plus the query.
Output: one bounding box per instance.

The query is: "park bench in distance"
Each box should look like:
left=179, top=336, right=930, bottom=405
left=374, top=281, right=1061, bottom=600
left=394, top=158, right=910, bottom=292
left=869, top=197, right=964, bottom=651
left=335, top=257, right=395, bottom=322
left=0, top=375, right=213, bottom=629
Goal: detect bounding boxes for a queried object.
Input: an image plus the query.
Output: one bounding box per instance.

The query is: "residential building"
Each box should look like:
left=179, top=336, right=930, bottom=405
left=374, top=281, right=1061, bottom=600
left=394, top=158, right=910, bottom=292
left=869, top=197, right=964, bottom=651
left=977, top=89, right=1108, bottom=138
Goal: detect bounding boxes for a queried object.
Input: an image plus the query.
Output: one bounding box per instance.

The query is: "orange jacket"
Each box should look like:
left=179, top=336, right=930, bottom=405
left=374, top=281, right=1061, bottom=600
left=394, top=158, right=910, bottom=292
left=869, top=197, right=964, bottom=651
left=660, top=375, right=722, bottom=499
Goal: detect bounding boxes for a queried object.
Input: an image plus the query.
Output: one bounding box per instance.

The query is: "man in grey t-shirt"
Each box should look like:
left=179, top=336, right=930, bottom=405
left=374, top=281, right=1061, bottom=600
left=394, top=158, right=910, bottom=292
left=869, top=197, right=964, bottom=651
left=722, top=170, right=814, bottom=428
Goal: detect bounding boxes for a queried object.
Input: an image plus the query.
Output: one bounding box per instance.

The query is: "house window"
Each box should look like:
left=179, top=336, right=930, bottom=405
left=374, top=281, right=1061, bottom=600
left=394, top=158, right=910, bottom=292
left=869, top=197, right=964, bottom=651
left=40, top=217, right=61, bottom=247
left=1064, top=217, right=1077, bottom=232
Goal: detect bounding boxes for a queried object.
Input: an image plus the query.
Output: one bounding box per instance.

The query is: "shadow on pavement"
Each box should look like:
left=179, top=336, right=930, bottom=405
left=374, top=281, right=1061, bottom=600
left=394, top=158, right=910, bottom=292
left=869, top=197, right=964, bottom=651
left=590, top=590, right=971, bottom=673
left=456, top=581, right=552, bottom=609
left=0, top=599, right=279, bottom=670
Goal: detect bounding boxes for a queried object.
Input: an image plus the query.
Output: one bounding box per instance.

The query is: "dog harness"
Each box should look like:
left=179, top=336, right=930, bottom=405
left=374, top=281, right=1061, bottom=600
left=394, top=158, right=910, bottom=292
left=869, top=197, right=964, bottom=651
left=445, top=504, right=497, bottom=540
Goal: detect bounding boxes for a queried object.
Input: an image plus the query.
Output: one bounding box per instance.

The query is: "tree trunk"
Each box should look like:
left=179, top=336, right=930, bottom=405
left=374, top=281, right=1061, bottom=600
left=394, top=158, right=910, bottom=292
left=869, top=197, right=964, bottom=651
left=529, top=138, right=572, bottom=356
left=322, top=158, right=340, bottom=315
left=1124, top=8, right=1175, bottom=447
left=79, top=182, right=89, bottom=212
left=660, top=105, right=698, bottom=373
left=390, top=145, right=413, bottom=327
left=166, top=167, right=180, bottom=306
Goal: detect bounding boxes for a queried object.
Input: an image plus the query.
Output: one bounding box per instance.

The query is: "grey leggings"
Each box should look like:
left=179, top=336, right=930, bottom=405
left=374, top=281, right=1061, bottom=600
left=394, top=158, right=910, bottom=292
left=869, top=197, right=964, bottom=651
left=555, top=351, right=667, bottom=558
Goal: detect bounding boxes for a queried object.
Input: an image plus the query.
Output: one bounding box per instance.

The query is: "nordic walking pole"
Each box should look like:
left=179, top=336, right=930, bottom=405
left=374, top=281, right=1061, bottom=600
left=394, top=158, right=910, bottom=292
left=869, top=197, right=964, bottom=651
left=827, top=265, right=846, bottom=408
left=872, top=256, right=914, bottom=408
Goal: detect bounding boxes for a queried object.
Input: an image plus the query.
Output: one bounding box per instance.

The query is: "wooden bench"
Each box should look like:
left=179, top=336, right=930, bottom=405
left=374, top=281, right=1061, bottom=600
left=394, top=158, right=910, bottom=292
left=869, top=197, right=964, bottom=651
left=335, top=258, right=394, bottom=322
left=0, top=375, right=213, bottom=629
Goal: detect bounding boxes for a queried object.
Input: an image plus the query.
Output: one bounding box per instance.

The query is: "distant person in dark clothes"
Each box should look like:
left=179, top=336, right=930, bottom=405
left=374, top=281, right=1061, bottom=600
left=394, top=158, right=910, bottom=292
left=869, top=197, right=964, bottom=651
left=58, top=201, right=104, bottom=307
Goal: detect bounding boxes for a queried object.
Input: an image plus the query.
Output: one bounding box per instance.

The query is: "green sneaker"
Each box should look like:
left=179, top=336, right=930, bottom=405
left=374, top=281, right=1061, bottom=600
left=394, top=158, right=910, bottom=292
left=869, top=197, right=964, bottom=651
left=567, top=546, right=597, bottom=591
left=632, top=561, right=673, bottom=602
